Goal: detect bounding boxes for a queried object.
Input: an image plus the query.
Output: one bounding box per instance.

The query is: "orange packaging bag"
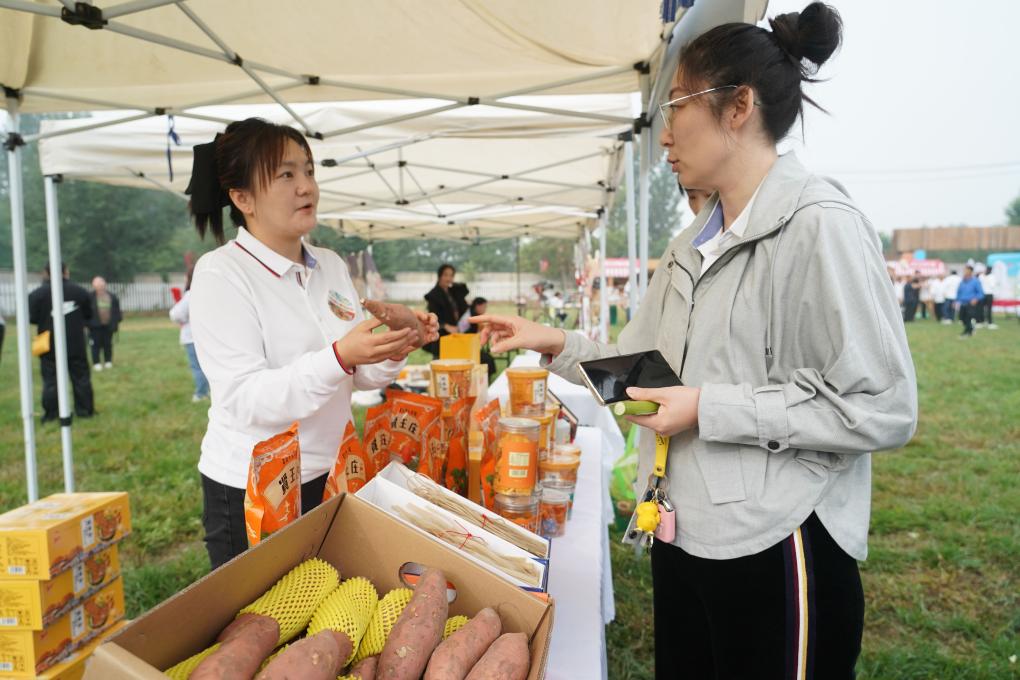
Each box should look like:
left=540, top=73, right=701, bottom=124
left=324, top=420, right=373, bottom=501
left=443, top=396, right=475, bottom=494
left=386, top=389, right=443, bottom=469
left=244, top=422, right=301, bottom=547
left=364, top=402, right=392, bottom=478
left=420, top=408, right=445, bottom=481
left=472, top=399, right=501, bottom=510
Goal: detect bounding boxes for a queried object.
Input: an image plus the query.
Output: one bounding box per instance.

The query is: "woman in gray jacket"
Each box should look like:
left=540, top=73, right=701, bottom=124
left=475, top=4, right=917, bottom=678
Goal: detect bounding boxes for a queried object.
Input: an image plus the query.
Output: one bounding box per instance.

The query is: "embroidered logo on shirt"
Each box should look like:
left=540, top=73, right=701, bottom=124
left=328, top=290, right=356, bottom=321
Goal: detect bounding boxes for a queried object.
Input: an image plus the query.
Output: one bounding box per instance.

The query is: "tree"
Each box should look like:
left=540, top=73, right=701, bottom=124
left=603, top=153, right=688, bottom=261
left=1006, top=190, right=1020, bottom=226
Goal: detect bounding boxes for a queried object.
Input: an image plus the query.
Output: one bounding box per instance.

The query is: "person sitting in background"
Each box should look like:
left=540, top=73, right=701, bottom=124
left=956, top=265, right=984, bottom=338
left=29, top=263, right=95, bottom=421
left=169, top=268, right=209, bottom=402
left=548, top=291, right=568, bottom=326
left=465, top=297, right=497, bottom=377
left=88, top=276, right=122, bottom=371
left=423, top=263, right=460, bottom=357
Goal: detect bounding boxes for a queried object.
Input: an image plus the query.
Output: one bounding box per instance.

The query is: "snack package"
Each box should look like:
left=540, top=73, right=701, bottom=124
left=420, top=408, right=445, bottom=481
left=442, top=396, right=475, bottom=494
left=472, top=399, right=501, bottom=510
left=324, top=420, right=373, bottom=501
left=244, top=422, right=301, bottom=547
left=386, top=389, right=443, bottom=470
left=364, top=402, right=393, bottom=478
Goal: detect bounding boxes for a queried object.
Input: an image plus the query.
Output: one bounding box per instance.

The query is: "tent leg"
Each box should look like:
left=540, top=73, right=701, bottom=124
left=638, top=131, right=651, bottom=298
left=598, top=216, right=609, bottom=343
left=624, top=140, right=638, bottom=319
left=6, top=96, right=39, bottom=502
left=515, top=237, right=523, bottom=317
left=43, top=176, right=75, bottom=493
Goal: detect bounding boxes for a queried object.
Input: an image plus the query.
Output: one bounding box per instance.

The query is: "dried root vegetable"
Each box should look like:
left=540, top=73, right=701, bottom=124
left=377, top=568, right=449, bottom=680
left=362, top=299, right=428, bottom=347
left=425, top=607, right=502, bottom=680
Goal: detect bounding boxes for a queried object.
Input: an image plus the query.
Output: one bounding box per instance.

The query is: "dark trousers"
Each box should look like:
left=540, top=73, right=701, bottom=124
left=41, top=354, right=94, bottom=420
left=89, top=325, right=114, bottom=364
left=960, top=304, right=978, bottom=335
left=201, top=472, right=328, bottom=570
left=902, top=299, right=918, bottom=322
left=982, top=294, right=994, bottom=324
left=652, top=513, right=864, bottom=680
left=943, top=298, right=955, bottom=321
left=934, top=300, right=943, bottom=321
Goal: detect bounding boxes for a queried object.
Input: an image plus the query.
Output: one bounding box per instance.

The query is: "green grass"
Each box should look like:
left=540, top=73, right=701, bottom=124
left=1, top=313, right=1018, bottom=678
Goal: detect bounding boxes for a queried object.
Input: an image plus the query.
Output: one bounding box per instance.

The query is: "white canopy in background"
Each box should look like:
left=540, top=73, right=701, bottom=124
left=38, top=96, right=634, bottom=241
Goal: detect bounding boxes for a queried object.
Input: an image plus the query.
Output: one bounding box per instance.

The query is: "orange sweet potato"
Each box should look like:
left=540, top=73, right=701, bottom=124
left=256, top=630, right=353, bottom=680
left=190, top=615, right=280, bottom=680
left=424, top=607, right=502, bottom=680
left=377, top=568, right=449, bottom=680
left=362, top=299, right=427, bottom=347
left=348, top=655, right=378, bottom=679
left=463, top=633, right=530, bottom=680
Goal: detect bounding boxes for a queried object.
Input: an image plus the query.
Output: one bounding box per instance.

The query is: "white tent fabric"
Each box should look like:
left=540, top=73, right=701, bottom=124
left=2, top=0, right=668, bottom=115
left=38, top=96, right=632, bottom=240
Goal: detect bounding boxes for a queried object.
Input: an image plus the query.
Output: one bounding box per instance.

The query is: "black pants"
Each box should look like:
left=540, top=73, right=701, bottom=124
left=652, top=513, right=864, bottom=680
left=982, top=294, right=994, bottom=324
left=902, top=300, right=918, bottom=322
left=960, top=304, right=978, bottom=335
left=201, top=472, right=328, bottom=570
left=89, top=325, right=114, bottom=364
left=41, top=354, right=94, bottom=420
left=934, top=300, right=943, bottom=321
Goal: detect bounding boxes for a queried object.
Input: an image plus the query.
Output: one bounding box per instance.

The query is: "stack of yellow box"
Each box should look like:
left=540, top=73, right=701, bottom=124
left=0, top=493, right=131, bottom=678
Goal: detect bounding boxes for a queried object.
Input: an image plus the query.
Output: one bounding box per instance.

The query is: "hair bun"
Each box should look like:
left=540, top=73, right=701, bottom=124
left=769, top=2, right=842, bottom=69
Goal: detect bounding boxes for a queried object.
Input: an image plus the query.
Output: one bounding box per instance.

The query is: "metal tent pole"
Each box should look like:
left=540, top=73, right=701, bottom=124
left=43, top=175, right=75, bottom=492
left=5, top=95, right=39, bottom=502
left=624, top=139, right=638, bottom=320
left=598, top=215, right=609, bottom=343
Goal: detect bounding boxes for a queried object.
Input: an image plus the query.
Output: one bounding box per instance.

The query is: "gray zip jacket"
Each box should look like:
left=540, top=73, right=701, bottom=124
left=545, top=152, right=917, bottom=560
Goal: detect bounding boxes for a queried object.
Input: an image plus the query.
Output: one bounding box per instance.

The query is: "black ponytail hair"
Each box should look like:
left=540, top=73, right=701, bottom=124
left=186, top=118, right=314, bottom=244
left=675, top=2, right=843, bottom=143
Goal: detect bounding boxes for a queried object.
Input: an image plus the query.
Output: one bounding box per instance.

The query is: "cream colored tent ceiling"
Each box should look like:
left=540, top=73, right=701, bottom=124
left=38, top=96, right=633, bottom=241
left=2, top=0, right=668, bottom=116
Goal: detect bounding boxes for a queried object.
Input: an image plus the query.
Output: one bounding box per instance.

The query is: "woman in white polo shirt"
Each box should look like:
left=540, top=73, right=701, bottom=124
left=186, top=118, right=438, bottom=569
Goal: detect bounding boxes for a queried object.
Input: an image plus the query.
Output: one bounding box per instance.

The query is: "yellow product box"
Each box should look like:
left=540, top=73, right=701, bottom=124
left=440, top=332, right=481, bottom=364
left=0, top=545, right=121, bottom=629
left=0, top=577, right=124, bottom=677
left=0, top=494, right=130, bottom=580
left=36, top=620, right=128, bottom=680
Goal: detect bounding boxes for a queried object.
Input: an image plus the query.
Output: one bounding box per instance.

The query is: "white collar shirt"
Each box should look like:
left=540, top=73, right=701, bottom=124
left=189, top=227, right=404, bottom=487
left=693, top=182, right=763, bottom=275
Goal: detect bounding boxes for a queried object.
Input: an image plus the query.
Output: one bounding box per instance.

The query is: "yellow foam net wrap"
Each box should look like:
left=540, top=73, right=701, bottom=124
left=352, top=587, right=413, bottom=663
left=307, top=576, right=379, bottom=665
left=164, top=643, right=219, bottom=680
left=444, top=615, right=470, bottom=639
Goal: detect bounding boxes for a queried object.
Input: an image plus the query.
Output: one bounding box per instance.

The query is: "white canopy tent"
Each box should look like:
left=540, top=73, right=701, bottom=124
left=3, top=0, right=766, bottom=502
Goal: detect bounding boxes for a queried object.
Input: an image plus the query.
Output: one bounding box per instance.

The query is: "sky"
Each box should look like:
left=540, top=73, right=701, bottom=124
left=763, top=0, right=1020, bottom=233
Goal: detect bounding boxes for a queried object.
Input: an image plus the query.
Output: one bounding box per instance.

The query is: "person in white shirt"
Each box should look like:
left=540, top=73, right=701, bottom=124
left=186, top=118, right=438, bottom=569
left=942, top=269, right=962, bottom=323
left=168, top=269, right=209, bottom=402
left=931, top=274, right=946, bottom=323
left=978, top=267, right=998, bottom=329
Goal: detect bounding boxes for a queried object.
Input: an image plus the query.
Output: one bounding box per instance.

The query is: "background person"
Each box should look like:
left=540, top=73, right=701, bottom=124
left=978, top=265, right=998, bottom=329
left=187, top=118, right=437, bottom=569
left=474, top=5, right=917, bottom=676
left=423, top=263, right=460, bottom=357
left=88, top=276, right=122, bottom=371
left=28, top=263, right=95, bottom=421
left=956, top=265, right=984, bottom=338
left=169, top=268, right=209, bottom=402
left=942, top=268, right=961, bottom=323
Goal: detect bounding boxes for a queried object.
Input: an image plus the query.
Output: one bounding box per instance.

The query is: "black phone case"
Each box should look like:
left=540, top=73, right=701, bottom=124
left=578, top=350, right=681, bottom=405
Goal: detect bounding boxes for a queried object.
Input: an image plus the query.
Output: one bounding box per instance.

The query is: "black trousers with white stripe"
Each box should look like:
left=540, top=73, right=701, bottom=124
left=651, top=513, right=864, bottom=680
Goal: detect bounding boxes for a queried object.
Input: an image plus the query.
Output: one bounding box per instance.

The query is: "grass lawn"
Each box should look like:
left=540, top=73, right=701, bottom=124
left=1, top=311, right=1017, bottom=678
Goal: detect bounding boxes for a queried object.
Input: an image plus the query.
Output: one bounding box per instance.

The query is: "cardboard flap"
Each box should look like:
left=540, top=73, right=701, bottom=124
left=86, top=642, right=169, bottom=680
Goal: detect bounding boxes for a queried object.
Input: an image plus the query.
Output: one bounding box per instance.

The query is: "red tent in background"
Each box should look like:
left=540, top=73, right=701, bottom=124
left=888, top=258, right=946, bottom=277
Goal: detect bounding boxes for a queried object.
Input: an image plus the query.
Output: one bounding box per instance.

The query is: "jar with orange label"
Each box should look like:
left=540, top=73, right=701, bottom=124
left=494, top=417, right=540, bottom=496
left=430, top=359, right=474, bottom=404
left=532, top=412, right=555, bottom=461
left=494, top=493, right=540, bottom=534
left=506, top=367, right=548, bottom=416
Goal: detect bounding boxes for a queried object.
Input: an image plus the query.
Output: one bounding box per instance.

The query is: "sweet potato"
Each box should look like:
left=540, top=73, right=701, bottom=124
left=216, top=612, right=264, bottom=643
left=348, top=655, right=378, bottom=680
left=255, top=630, right=352, bottom=680
left=190, top=614, right=280, bottom=680
left=425, top=607, right=502, bottom=680
left=362, top=299, right=427, bottom=347
left=464, top=633, right=530, bottom=680
left=377, top=568, right=449, bottom=680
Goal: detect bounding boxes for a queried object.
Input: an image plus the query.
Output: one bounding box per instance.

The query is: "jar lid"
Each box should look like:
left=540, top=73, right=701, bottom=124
left=431, top=359, right=474, bottom=367
left=499, top=417, right=541, bottom=432
left=552, top=443, right=581, bottom=457
left=541, top=485, right=571, bottom=502
left=505, top=367, right=549, bottom=378
left=539, top=455, right=581, bottom=472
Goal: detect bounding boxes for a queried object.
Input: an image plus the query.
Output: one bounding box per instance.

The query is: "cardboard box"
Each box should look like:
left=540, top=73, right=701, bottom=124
left=0, top=494, right=131, bottom=580
left=83, top=494, right=553, bottom=680
left=440, top=333, right=481, bottom=364
left=0, top=578, right=125, bottom=677
left=0, top=545, right=121, bottom=630
left=37, top=620, right=128, bottom=680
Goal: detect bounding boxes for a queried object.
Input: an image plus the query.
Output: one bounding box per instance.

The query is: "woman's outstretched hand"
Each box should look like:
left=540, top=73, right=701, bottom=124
left=623, top=385, right=701, bottom=437
left=470, top=314, right=567, bottom=356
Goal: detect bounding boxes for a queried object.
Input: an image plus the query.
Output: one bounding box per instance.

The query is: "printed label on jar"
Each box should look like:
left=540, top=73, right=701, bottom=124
left=436, top=373, right=450, bottom=397
left=532, top=380, right=546, bottom=405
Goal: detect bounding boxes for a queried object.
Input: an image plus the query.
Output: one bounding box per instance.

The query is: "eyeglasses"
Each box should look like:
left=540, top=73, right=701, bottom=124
left=658, top=85, right=751, bottom=128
